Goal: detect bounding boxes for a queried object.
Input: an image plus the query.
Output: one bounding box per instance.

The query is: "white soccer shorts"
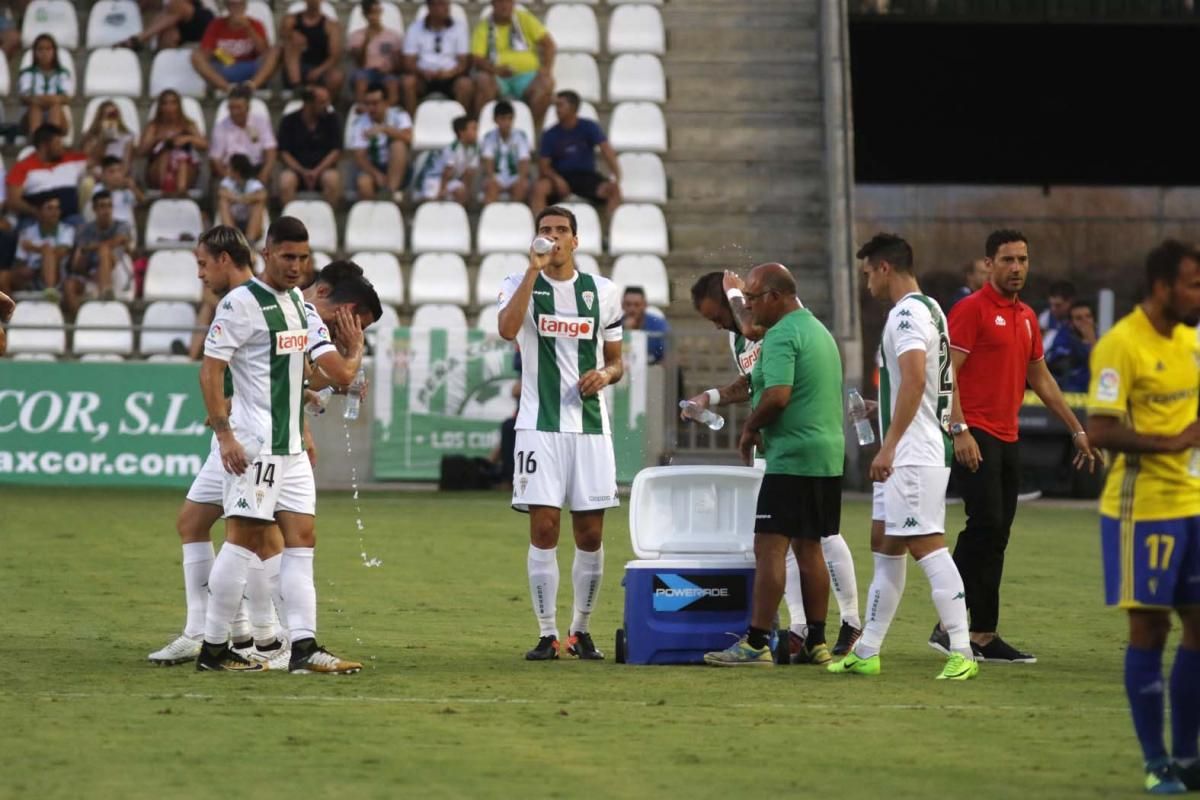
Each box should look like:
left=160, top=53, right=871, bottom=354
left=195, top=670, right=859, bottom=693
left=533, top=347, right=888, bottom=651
left=185, top=447, right=226, bottom=507
left=223, top=452, right=316, bottom=521
left=879, top=465, right=950, bottom=536
left=511, top=430, right=619, bottom=513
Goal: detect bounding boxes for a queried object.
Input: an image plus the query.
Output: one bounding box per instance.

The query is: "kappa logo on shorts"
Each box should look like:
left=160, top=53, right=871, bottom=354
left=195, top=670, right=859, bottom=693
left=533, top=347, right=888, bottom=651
left=235, top=498, right=251, bottom=510
left=538, top=315, right=593, bottom=340
left=903, top=517, right=918, bottom=528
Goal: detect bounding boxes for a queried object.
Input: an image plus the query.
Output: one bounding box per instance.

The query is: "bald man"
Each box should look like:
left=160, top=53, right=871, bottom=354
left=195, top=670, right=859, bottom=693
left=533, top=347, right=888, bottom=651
left=704, top=264, right=847, bottom=666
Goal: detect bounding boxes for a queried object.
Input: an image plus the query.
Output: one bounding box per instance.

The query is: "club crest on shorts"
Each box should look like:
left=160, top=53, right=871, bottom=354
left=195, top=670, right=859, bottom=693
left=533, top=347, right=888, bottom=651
left=255, top=488, right=266, bottom=508
left=582, top=291, right=595, bottom=311
left=518, top=476, right=528, bottom=496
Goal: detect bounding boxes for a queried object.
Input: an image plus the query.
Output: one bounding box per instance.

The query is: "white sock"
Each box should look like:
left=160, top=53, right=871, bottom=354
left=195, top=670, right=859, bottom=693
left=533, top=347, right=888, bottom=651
left=181, top=541, right=214, bottom=639
left=569, top=546, right=604, bottom=634
left=262, top=553, right=286, bottom=642
left=203, top=543, right=254, bottom=644
left=281, top=547, right=317, bottom=644
left=527, top=544, right=559, bottom=638
left=917, top=547, right=972, bottom=658
left=823, top=534, right=861, bottom=629
left=783, top=546, right=807, bottom=636
left=245, top=554, right=278, bottom=644
left=230, top=601, right=251, bottom=643
left=855, top=552, right=906, bottom=659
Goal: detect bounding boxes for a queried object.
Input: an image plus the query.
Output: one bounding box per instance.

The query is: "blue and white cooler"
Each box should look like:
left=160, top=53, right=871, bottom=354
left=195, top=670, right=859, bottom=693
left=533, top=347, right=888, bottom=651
left=615, top=465, right=765, bottom=665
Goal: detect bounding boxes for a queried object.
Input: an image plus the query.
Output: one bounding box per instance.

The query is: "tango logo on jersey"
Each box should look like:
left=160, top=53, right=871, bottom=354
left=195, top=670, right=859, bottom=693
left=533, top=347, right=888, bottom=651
left=738, top=344, right=760, bottom=373
left=538, top=315, right=593, bottom=340
left=275, top=330, right=308, bottom=353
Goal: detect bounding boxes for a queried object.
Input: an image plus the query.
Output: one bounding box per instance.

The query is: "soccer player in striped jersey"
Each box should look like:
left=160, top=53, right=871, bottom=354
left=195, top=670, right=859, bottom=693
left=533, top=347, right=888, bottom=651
left=828, top=234, right=977, bottom=680
left=497, top=205, right=624, bottom=661
left=1087, top=241, right=1200, bottom=793
left=688, top=270, right=862, bottom=663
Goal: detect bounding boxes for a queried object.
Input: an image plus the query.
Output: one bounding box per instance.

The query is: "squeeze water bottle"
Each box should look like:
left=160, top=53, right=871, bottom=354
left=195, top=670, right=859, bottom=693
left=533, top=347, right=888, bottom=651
left=848, top=388, right=875, bottom=446
left=532, top=236, right=555, bottom=255
left=678, top=400, right=726, bottom=431
left=305, top=386, right=334, bottom=416
left=343, top=366, right=367, bottom=421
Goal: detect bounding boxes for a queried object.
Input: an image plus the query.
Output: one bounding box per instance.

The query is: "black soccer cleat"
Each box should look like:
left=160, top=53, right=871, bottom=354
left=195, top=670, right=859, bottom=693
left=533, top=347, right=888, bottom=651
left=832, top=622, right=863, bottom=657
left=567, top=631, right=605, bottom=660
left=1176, top=760, right=1200, bottom=791
left=525, top=635, right=560, bottom=661
left=928, top=623, right=951, bottom=656
left=973, top=636, right=1037, bottom=663
left=195, top=642, right=265, bottom=672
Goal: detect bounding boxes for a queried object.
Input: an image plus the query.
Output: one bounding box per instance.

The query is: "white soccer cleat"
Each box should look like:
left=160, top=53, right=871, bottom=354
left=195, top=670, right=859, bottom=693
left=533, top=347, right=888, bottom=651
left=247, top=641, right=292, bottom=671
left=148, top=634, right=202, bottom=666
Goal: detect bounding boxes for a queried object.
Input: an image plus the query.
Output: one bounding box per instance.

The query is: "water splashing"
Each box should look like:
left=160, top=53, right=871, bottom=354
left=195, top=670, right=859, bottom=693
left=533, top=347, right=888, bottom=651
left=346, top=423, right=383, bottom=568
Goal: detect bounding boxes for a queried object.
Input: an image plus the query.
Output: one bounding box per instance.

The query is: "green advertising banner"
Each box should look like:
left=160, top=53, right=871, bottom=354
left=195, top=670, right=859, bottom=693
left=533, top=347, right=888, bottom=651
left=0, top=361, right=210, bottom=487
left=372, top=328, right=648, bottom=482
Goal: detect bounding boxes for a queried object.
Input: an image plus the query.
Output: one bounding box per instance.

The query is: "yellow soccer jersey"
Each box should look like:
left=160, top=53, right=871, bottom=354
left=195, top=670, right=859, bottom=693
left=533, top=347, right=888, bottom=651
left=1088, top=306, right=1200, bottom=520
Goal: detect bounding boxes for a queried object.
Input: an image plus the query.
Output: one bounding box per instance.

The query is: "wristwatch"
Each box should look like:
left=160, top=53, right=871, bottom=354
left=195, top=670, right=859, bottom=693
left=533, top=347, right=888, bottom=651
left=950, top=422, right=969, bottom=436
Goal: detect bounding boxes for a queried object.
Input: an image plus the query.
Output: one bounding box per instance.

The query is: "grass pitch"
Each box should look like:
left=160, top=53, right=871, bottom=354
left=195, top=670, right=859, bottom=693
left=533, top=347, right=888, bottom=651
left=0, top=487, right=1152, bottom=798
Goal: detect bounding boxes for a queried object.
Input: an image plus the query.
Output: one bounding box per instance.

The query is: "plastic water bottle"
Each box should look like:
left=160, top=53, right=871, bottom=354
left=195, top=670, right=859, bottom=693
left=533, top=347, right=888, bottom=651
left=678, top=400, right=725, bottom=431
left=532, top=236, right=555, bottom=254
left=848, top=388, right=875, bottom=446
left=343, top=366, right=366, bottom=421
left=305, top=386, right=334, bottom=416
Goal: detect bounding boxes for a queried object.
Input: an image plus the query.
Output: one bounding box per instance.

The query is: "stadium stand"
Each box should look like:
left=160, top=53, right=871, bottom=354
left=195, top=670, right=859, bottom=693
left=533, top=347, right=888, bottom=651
left=353, top=251, right=406, bottom=307
left=345, top=201, right=406, bottom=254
left=545, top=5, right=600, bottom=54
left=409, top=253, right=470, bottom=306
left=411, top=201, right=471, bottom=255
left=477, top=202, right=535, bottom=254
left=73, top=300, right=134, bottom=356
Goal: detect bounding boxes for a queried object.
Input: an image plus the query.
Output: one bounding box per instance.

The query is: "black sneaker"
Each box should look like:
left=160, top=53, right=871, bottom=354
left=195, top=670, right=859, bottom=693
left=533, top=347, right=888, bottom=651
left=525, top=635, right=560, bottom=661
left=1176, top=760, right=1200, bottom=790
left=832, top=622, right=862, bottom=657
left=196, top=642, right=265, bottom=672
left=973, top=636, right=1037, bottom=663
left=566, top=631, right=604, bottom=660
left=928, top=623, right=951, bottom=656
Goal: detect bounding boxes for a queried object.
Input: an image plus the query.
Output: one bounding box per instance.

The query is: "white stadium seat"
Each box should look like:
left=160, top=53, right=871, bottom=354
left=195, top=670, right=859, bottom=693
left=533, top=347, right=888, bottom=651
left=412, top=99, right=468, bottom=151
left=0, top=58, right=8, bottom=95
left=145, top=199, right=204, bottom=250
left=140, top=301, right=197, bottom=356
left=346, top=0, right=404, bottom=38
left=608, top=5, right=665, bottom=55
left=545, top=5, right=599, bottom=54
left=87, top=1, right=142, bottom=48
left=559, top=203, right=603, bottom=255
left=286, top=1, right=337, bottom=18
left=476, top=253, right=526, bottom=304
left=413, top=3, right=469, bottom=27
left=20, top=47, right=75, bottom=96
left=312, top=251, right=331, bottom=271
left=610, top=0, right=661, bottom=4
left=411, top=303, right=468, bottom=330
left=409, top=253, right=470, bottom=306
left=547, top=0, right=596, bottom=4
left=214, top=96, right=271, bottom=126
left=150, top=49, right=208, bottom=99
left=345, top=201, right=406, bottom=254
left=281, top=200, right=338, bottom=254
left=477, top=99, right=536, bottom=146
left=574, top=253, right=601, bottom=275
left=609, top=102, right=668, bottom=153
left=411, top=202, right=471, bottom=255
left=607, top=54, right=666, bottom=103
left=477, top=203, right=535, bottom=254
left=474, top=303, right=500, bottom=332
left=73, top=301, right=134, bottom=357
left=84, top=48, right=142, bottom=98
left=542, top=100, right=598, bottom=131
left=618, top=153, right=667, bottom=204
left=246, top=1, right=276, bottom=45
left=610, top=203, right=669, bottom=256
left=610, top=254, right=670, bottom=305
left=79, top=353, right=126, bottom=362
left=82, top=96, right=141, bottom=140
left=352, top=252, right=405, bottom=307
left=6, top=301, right=65, bottom=356
left=142, top=250, right=203, bottom=302
left=22, top=0, right=78, bottom=49
left=553, top=53, right=601, bottom=104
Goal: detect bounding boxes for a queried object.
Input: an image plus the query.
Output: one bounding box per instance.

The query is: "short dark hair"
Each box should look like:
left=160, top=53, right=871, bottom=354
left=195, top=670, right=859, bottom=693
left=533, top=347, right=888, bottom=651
left=361, top=0, right=379, bottom=12
left=690, top=271, right=726, bottom=310
left=1145, top=239, right=1199, bottom=294
left=229, top=153, right=255, bottom=180
left=32, top=192, right=59, bottom=210
left=1047, top=280, right=1075, bottom=300
left=267, top=216, right=309, bottom=246
left=493, top=100, right=514, bottom=119
left=452, top=115, right=476, bottom=135
left=328, top=275, right=384, bottom=324
left=199, top=225, right=253, bottom=268
left=91, top=189, right=112, bottom=208
left=556, top=90, right=581, bottom=111
left=32, top=123, right=63, bottom=149
left=316, top=260, right=365, bottom=287
left=228, top=83, right=253, bottom=103
left=623, top=286, right=646, bottom=299
left=100, top=155, right=123, bottom=170
left=536, top=205, right=577, bottom=236
left=365, top=82, right=385, bottom=97
left=1069, top=300, right=1094, bottom=315
left=856, top=233, right=913, bottom=272
left=985, top=229, right=1028, bottom=259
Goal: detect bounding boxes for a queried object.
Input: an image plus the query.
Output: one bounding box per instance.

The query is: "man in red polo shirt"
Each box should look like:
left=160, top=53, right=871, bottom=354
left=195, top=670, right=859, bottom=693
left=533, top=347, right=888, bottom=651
left=931, top=229, right=1103, bottom=663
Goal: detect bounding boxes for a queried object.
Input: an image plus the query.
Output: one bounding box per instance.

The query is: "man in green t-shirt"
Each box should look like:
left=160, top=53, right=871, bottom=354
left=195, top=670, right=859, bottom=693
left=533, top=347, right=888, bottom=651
left=705, top=263, right=846, bottom=667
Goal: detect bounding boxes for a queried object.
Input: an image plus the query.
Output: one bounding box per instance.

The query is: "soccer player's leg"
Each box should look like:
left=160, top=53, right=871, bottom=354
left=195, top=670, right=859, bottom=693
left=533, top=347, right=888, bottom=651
left=564, top=432, right=618, bottom=660
left=1169, top=518, right=1200, bottom=790
left=791, top=476, right=840, bottom=665
left=822, top=531, right=862, bottom=654
left=513, top=430, right=567, bottom=660
left=782, top=547, right=807, bottom=658
left=244, top=525, right=288, bottom=669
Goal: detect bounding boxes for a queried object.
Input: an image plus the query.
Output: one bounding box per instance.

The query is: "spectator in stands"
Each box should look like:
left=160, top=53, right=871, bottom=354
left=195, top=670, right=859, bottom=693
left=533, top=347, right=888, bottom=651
left=218, top=154, right=267, bottom=244
left=67, top=190, right=134, bottom=314
left=15, top=194, right=73, bottom=300
left=1039, top=279, right=1075, bottom=348
left=531, top=91, right=622, bottom=219
left=18, top=34, right=72, bottom=135
left=471, top=0, right=556, bottom=125
left=191, top=0, right=279, bottom=93
left=949, top=257, right=989, bottom=309
left=209, top=84, right=277, bottom=185
left=402, top=0, right=473, bottom=118
left=481, top=100, right=531, bottom=204
left=621, top=286, right=668, bottom=364
left=349, top=83, right=413, bottom=202
left=140, top=89, right=207, bottom=196
left=417, top=115, right=479, bottom=204
left=0, top=290, right=12, bottom=356
left=277, top=85, right=343, bottom=209
left=281, top=0, right=344, bottom=97
left=349, top=0, right=404, bottom=110
left=6, top=124, right=88, bottom=222
left=1045, top=299, right=1097, bottom=393
left=80, top=101, right=135, bottom=177
left=84, top=156, right=141, bottom=230
left=0, top=163, right=14, bottom=285
left=0, top=4, right=22, bottom=59
left=130, top=0, right=214, bottom=50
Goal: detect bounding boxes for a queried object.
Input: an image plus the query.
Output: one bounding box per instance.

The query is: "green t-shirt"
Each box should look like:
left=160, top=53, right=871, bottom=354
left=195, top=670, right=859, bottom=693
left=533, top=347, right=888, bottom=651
left=750, top=308, right=844, bottom=476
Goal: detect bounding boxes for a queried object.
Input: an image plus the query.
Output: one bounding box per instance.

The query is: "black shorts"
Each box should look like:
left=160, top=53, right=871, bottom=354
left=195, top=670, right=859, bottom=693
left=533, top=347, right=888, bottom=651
left=178, top=4, right=214, bottom=44
left=424, top=77, right=461, bottom=97
left=754, top=474, right=843, bottom=540
left=549, top=170, right=608, bottom=204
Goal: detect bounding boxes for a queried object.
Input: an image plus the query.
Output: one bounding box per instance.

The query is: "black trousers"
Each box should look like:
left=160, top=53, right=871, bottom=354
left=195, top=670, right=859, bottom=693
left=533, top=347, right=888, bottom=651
left=951, top=428, right=1021, bottom=633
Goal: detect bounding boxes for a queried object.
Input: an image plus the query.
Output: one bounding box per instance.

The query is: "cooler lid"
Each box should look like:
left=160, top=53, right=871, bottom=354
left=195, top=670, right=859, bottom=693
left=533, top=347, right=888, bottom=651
left=628, top=465, right=764, bottom=560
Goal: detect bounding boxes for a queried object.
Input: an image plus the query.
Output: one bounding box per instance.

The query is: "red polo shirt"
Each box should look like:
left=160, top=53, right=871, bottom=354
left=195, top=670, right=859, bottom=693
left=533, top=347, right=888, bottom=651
left=948, top=281, right=1043, bottom=442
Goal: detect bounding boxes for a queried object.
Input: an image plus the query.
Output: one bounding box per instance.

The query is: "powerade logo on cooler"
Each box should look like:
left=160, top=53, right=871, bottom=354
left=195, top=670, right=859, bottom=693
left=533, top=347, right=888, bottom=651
left=275, top=330, right=308, bottom=353
left=538, top=315, right=593, bottom=340
left=652, top=573, right=748, bottom=613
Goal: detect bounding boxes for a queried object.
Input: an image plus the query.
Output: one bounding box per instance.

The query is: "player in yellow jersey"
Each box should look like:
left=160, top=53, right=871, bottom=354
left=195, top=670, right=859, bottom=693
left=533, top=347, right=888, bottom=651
left=1087, top=240, right=1200, bottom=794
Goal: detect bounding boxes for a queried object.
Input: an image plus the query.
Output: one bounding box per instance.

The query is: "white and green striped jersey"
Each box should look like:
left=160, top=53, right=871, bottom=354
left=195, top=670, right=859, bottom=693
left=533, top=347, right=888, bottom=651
left=877, top=292, right=953, bottom=468
left=204, top=278, right=310, bottom=456
left=729, top=332, right=761, bottom=377
left=480, top=128, right=531, bottom=180
left=497, top=269, right=623, bottom=434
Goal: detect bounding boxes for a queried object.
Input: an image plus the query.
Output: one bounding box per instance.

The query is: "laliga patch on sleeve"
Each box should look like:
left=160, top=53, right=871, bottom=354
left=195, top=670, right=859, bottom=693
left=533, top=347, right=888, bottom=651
left=1096, top=368, right=1120, bottom=402
left=207, top=323, right=223, bottom=343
